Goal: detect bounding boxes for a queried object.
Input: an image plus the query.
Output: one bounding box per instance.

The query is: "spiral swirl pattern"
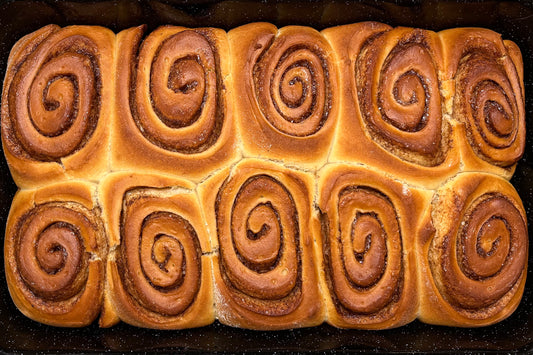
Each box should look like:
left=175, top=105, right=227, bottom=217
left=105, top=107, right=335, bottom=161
left=216, top=174, right=303, bottom=316
left=1, top=23, right=528, bottom=330
left=356, top=29, right=444, bottom=166
left=430, top=191, right=527, bottom=316
left=5, top=27, right=102, bottom=162
left=118, top=191, right=202, bottom=317
left=323, top=185, right=403, bottom=319
left=8, top=201, right=105, bottom=323
left=253, top=30, right=333, bottom=137
left=454, top=48, right=524, bottom=167
left=131, top=28, right=224, bottom=154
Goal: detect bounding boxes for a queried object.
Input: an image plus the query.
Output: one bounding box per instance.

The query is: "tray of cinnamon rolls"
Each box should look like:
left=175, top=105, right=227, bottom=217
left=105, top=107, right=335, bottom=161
left=0, top=0, right=532, bottom=353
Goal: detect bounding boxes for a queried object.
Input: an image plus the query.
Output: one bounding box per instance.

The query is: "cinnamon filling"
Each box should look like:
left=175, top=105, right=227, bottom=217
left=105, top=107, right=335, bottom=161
left=253, top=38, right=332, bottom=137
left=131, top=29, right=224, bottom=154
left=216, top=174, right=303, bottom=316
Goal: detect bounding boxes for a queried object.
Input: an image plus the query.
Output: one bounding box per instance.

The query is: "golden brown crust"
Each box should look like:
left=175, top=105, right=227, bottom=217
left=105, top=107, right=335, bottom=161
left=1, top=25, right=114, bottom=189
left=4, top=181, right=106, bottom=327
left=323, top=23, right=462, bottom=189
left=439, top=28, right=525, bottom=177
left=417, top=173, right=527, bottom=326
left=317, top=163, right=429, bottom=329
left=1, top=23, right=528, bottom=330
left=228, top=23, right=339, bottom=168
left=199, top=159, right=324, bottom=329
left=111, top=25, right=239, bottom=182
left=98, top=172, right=214, bottom=329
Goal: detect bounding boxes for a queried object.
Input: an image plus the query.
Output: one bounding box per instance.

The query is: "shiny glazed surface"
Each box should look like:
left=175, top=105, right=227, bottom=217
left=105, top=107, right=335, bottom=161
left=0, top=0, right=532, bottom=352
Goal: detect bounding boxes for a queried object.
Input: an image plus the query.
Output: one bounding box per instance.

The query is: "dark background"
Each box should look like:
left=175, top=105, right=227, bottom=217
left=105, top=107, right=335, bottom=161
left=0, top=0, right=532, bottom=352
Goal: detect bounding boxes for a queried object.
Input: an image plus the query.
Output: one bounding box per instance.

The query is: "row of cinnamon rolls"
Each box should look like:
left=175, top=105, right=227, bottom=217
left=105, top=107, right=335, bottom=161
left=5, top=160, right=527, bottom=329
left=1, top=23, right=525, bottom=189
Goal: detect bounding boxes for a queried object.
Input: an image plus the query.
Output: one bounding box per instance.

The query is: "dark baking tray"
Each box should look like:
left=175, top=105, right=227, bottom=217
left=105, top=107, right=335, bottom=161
left=0, top=0, right=532, bottom=353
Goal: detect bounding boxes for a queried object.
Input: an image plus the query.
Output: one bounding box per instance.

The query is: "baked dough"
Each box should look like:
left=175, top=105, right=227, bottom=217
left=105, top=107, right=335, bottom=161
left=323, top=23, right=461, bottom=189
left=317, top=163, right=429, bottom=329
left=112, top=25, right=239, bottom=182
left=440, top=28, right=525, bottom=178
left=4, top=181, right=107, bottom=327
left=1, top=25, right=114, bottom=189
left=198, top=159, right=324, bottom=330
left=1, top=23, right=527, bottom=329
left=228, top=23, right=339, bottom=169
left=98, top=172, right=214, bottom=329
left=417, top=173, right=527, bottom=326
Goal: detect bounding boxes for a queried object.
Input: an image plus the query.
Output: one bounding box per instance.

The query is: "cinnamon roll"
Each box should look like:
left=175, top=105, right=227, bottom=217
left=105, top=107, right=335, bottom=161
left=228, top=23, right=339, bottom=168
left=1, top=22, right=528, bottom=330
left=323, top=23, right=460, bottom=188
left=418, top=173, right=528, bottom=326
left=98, top=172, right=214, bottom=329
left=440, top=28, right=525, bottom=179
left=112, top=25, right=238, bottom=182
left=317, top=164, right=427, bottom=329
left=4, top=181, right=107, bottom=327
left=199, top=159, right=324, bottom=329
left=1, top=25, right=114, bottom=189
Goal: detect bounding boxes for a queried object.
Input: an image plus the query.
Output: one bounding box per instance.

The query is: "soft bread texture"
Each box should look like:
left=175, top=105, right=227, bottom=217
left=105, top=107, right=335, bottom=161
left=228, top=23, right=339, bottom=169
left=4, top=181, right=107, bottom=327
left=417, top=173, right=528, bottom=327
left=112, top=26, right=239, bottom=182
left=317, top=164, right=430, bottom=329
left=1, top=25, right=115, bottom=189
left=199, top=159, right=324, bottom=330
left=98, top=172, right=214, bottom=329
left=323, top=23, right=461, bottom=189
left=1, top=23, right=528, bottom=329
left=439, top=28, right=525, bottom=179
